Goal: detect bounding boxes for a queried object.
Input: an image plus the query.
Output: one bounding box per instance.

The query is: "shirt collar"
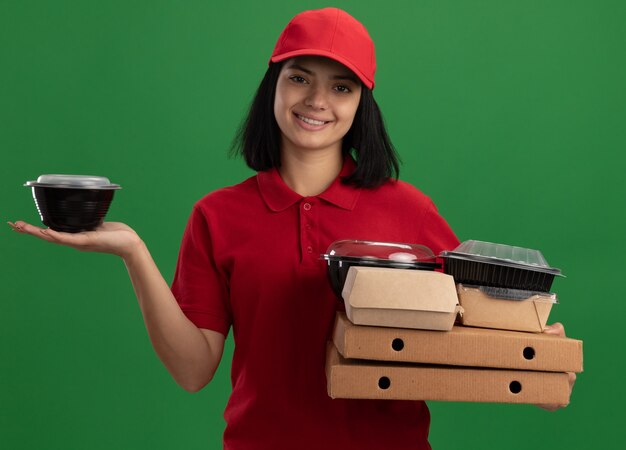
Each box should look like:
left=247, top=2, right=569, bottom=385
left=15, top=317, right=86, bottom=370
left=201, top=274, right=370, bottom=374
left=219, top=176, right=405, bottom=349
left=257, top=156, right=361, bottom=212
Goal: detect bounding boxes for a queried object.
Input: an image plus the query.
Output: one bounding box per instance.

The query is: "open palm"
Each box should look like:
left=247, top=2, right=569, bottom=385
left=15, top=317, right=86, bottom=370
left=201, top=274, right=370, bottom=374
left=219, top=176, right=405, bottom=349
left=9, top=220, right=142, bottom=258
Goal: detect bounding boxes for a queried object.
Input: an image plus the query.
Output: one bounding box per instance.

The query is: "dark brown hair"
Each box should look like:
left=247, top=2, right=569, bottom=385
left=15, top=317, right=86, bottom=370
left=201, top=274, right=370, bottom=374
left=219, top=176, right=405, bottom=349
left=230, top=62, right=400, bottom=188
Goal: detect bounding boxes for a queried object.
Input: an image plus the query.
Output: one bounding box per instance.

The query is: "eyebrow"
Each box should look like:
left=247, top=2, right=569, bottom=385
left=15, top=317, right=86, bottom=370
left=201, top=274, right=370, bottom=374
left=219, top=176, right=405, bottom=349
left=287, top=63, right=360, bottom=84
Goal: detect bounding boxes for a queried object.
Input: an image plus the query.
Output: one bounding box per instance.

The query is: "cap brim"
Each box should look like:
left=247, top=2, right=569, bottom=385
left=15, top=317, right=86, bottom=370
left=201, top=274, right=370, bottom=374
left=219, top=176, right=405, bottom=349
left=270, top=49, right=374, bottom=90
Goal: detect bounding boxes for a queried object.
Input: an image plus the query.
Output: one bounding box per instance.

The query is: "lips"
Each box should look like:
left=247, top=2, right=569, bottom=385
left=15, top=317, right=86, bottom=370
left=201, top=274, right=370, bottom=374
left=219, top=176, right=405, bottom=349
left=295, top=113, right=330, bottom=126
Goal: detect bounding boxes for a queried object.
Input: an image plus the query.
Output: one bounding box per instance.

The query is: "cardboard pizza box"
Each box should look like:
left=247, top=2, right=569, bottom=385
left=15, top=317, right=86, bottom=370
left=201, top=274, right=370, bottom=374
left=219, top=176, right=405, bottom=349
left=326, top=342, right=572, bottom=405
left=332, top=312, right=583, bottom=373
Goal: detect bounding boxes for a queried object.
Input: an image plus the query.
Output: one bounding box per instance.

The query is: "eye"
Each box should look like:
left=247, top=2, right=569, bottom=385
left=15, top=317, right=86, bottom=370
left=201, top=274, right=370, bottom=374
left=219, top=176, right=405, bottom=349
left=334, top=85, right=352, bottom=93
left=288, top=75, right=308, bottom=84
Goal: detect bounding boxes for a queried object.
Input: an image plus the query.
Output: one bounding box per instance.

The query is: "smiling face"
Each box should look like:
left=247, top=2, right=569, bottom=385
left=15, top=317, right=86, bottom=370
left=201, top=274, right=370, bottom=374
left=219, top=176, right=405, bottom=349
left=274, top=56, right=362, bottom=159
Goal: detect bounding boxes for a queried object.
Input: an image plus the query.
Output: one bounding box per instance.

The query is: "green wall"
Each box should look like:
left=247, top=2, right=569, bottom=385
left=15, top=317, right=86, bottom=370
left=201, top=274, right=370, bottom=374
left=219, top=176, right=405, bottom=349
left=1, top=1, right=624, bottom=448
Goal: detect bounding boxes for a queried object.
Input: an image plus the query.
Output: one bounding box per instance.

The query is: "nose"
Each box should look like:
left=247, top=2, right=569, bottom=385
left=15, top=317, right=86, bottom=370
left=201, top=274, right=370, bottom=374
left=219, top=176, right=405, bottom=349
left=304, top=85, right=328, bottom=110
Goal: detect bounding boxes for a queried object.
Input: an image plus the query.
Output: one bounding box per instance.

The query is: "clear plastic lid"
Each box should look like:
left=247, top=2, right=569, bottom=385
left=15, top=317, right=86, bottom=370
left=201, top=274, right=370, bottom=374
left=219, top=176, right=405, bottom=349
left=25, top=174, right=121, bottom=190
left=462, top=284, right=559, bottom=303
left=440, top=240, right=562, bottom=276
left=323, top=240, right=437, bottom=263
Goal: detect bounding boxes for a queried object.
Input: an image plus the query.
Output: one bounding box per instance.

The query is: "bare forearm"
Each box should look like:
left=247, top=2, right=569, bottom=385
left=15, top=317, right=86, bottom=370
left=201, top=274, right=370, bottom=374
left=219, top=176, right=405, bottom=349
left=122, top=241, right=222, bottom=391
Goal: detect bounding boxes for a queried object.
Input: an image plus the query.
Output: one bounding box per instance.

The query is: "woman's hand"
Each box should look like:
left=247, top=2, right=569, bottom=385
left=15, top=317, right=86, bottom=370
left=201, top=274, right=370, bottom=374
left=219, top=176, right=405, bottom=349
left=8, top=220, right=143, bottom=259
left=536, top=322, right=577, bottom=412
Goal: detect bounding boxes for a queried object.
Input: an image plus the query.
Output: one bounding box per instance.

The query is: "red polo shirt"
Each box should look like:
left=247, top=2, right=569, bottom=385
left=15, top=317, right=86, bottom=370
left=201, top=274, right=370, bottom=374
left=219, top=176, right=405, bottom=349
left=171, top=157, right=459, bottom=450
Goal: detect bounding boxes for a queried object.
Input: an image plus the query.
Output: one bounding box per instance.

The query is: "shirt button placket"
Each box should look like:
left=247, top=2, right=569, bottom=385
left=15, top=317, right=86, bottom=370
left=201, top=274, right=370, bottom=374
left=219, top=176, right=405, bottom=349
left=300, top=199, right=316, bottom=264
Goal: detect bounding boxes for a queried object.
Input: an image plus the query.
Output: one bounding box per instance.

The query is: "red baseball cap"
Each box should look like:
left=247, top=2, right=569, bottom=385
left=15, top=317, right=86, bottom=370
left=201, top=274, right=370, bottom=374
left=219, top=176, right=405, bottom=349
left=270, top=8, right=376, bottom=89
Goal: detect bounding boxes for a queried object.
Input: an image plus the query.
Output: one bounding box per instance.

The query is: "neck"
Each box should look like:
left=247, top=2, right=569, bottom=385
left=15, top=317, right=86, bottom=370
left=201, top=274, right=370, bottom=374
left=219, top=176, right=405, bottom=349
left=279, top=147, right=343, bottom=197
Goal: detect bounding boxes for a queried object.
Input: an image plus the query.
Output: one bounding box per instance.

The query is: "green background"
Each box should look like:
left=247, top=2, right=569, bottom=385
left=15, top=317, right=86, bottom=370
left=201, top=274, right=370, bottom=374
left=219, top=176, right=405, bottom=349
left=1, top=0, right=624, bottom=448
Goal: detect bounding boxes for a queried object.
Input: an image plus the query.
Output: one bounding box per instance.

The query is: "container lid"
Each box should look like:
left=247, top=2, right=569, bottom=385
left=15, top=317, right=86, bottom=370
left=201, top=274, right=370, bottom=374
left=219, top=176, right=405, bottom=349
left=440, top=240, right=563, bottom=276
left=322, top=239, right=438, bottom=267
left=25, top=174, right=121, bottom=190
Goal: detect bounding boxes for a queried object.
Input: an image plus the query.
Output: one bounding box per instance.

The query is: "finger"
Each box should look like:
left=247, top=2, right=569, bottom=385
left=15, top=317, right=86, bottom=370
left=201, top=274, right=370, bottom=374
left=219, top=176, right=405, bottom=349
left=11, top=221, right=57, bottom=243
left=12, top=220, right=90, bottom=248
left=8, top=221, right=28, bottom=232
left=568, top=372, right=577, bottom=389
left=42, top=227, right=95, bottom=249
left=543, top=322, right=566, bottom=337
left=12, top=220, right=39, bottom=233
left=8, top=221, right=21, bottom=232
left=536, top=403, right=566, bottom=412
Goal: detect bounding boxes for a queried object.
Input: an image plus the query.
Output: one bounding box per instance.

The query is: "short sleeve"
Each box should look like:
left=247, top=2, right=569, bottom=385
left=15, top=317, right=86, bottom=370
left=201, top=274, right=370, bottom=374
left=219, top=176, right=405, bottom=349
left=417, top=199, right=460, bottom=255
left=170, top=204, right=232, bottom=336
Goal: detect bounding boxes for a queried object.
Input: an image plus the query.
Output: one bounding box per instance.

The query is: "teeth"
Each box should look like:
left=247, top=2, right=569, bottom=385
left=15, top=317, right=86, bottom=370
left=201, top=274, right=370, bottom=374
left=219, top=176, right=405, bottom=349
left=297, top=114, right=326, bottom=126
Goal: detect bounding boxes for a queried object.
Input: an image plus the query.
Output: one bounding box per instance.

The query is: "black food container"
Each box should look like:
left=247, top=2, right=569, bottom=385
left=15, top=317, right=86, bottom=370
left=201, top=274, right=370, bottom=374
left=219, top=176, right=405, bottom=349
left=25, top=174, right=121, bottom=233
left=440, top=240, right=563, bottom=292
left=321, top=240, right=440, bottom=299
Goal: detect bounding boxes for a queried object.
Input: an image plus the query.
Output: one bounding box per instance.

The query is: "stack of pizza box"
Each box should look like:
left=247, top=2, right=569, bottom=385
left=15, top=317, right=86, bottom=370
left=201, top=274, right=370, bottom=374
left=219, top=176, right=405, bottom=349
left=326, top=260, right=583, bottom=405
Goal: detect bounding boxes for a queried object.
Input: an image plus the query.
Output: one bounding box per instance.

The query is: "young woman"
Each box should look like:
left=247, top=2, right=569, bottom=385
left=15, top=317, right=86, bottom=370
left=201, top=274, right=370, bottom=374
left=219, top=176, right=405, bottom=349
left=10, top=7, right=573, bottom=449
